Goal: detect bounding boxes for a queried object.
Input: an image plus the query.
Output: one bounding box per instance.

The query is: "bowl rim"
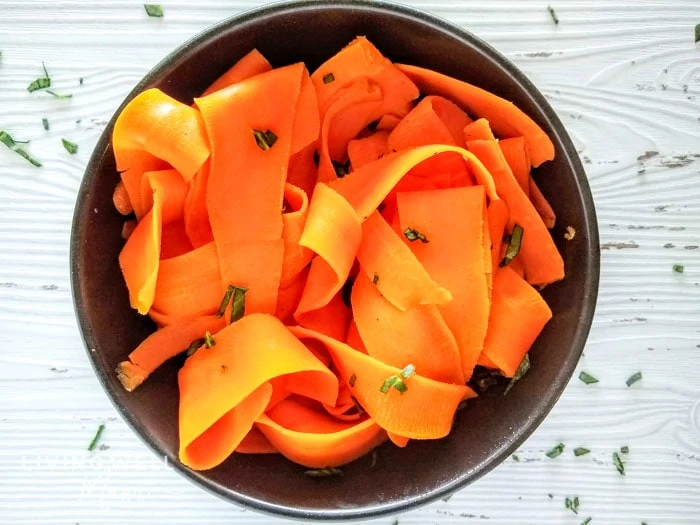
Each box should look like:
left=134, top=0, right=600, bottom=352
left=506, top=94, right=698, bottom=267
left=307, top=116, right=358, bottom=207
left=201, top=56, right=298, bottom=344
left=70, top=0, right=600, bottom=520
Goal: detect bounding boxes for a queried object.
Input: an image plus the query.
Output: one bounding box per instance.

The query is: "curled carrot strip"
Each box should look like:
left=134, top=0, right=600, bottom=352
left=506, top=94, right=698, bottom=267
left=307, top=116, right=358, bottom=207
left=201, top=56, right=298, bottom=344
left=179, top=314, right=339, bottom=470
left=398, top=64, right=555, bottom=167
left=281, top=183, right=313, bottom=287
left=291, top=326, right=475, bottom=440
left=202, top=49, right=272, bottom=97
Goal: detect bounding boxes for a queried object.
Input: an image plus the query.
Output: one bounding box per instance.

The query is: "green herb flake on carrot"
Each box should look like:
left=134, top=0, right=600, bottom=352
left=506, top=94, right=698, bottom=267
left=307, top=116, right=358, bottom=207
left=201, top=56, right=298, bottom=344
left=400, top=364, right=416, bottom=379
left=144, top=4, right=163, bottom=17
left=252, top=129, right=278, bottom=150
left=87, top=423, right=105, bottom=451
left=500, top=224, right=524, bottom=267
left=403, top=227, right=429, bottom=243
left=372, top=272, right=379, bottom=285
left=349, top=374, right=357, bottom=387
left=204, top=331, right=215, bottom=348
left=230, top=286, right=248, bottom=323
left=322, top=73, right=335, bottom=84
left=0, top=130, right=42, bottom=167
left=216, top=285, right=235, bottom=318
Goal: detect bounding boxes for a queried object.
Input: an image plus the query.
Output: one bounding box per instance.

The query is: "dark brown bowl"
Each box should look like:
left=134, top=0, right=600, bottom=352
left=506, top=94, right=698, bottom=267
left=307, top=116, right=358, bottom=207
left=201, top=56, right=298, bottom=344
left=70, top=0, right=599, bottom=520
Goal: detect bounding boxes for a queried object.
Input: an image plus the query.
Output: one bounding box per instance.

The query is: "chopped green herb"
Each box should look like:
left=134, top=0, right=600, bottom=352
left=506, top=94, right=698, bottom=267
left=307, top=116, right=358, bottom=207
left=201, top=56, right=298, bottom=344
left=372, top=272, right=379, bottom=285
left=252, top=129, right=278, bottom=150
left=400, top=364, right=415, bottom=379
left=574, top=447, right=591, bottom=457
left=565, top=496, right=580, bottom=514
left=0, top=130, right=42, bottom=167
left=512, top=454, right=520, bottom=462
left=546, top=442, right=565, bottom=459
left=349, top=374, right=357, bottom=387
left=548, top=493, right=554, bottom=499
left=403, top=227, right=429, bottom=243
left=547, top=5, right=559, bottom=25
left=46, top=89, right=72, bottom=99
left=332, top=159, right=350, bottom=178
left=230, top=286, right=248, bottom=323
left=579, top=371, right=599, bottom=385
left=626, top=371, right=643, bottom=387
left=204, top=331, right=215, bottom=348
left=87, top=423, right=106, bottom=451
left=304, top=466, right=343, bottom=477
left=322, top=73, right=335, bottom=84
left=621, top=445, right=629, bottom=454
left=504, top=353, right=530, bottom=395
left=581, top=518, right=592, bottom=525
left=613, top=451, right=625, bottom=475
left=185, top=337, right=206, bottom=357
left=216, top=285, right=235, bottom=318
left=144, top=4, right=164, bottom=17
left=500, top=224, right=524, bottom=267
left=695, top=23, right=700, bottom=43
left=380, top=376, right=397, bottom=393
left=393, top=378, right=407, bottom=393
left=27, top=62, right=51, bottom=92
left=380, top=375, right=407, bottom=394
left=672, top=264, right=684, bottom=273
left=41, top=118, right=49, bottom=131
left=61, top=138, right=78, bottom=155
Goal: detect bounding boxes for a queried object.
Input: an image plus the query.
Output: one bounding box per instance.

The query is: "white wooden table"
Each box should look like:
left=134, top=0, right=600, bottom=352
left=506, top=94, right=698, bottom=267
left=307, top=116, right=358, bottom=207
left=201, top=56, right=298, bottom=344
left=1, top=1, right=699, bottom=523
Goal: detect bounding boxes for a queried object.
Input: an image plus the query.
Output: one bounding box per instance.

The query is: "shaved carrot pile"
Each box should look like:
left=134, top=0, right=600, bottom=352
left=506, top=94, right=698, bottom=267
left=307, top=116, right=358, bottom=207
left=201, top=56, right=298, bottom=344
left=112, top=37, right=564, bottom=472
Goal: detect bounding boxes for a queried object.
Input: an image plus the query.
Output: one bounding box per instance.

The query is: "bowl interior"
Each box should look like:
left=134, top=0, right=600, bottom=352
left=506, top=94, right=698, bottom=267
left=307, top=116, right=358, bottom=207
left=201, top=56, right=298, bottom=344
left=71, top=1, right=599, bottom=520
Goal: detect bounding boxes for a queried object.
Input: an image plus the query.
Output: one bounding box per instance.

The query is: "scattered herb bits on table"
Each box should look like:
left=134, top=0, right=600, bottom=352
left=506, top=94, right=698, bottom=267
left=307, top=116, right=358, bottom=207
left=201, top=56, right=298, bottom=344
left=111, top=37, right=564, bottom=471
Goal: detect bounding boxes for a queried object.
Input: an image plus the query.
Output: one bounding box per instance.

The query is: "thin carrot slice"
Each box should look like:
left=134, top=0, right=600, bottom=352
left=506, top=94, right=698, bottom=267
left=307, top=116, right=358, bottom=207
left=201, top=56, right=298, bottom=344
left=160, top=219, right=193, bottom=260
left=375, top=113, right=402, bottom=131
left=481, top=267, right=552, bottom=377
left=396, top=186, right=491, bottom=380
left=183, top=160, right=214, bottom=248
left=201, top=49, right=272, bottom=97
left=281, top=183, right=313, bottom=287
left=388, top=95, right=471, bottom=151
left=529, top=176, right=556, bottom=229
left=235, top=426, right=278, bottom=454
left=113, top=180, right=133, bottom=215
left=291, top=69, right=321, bottom=155
left=356, top=211, right=451, bottom=311
left=152, top=241, right=222, bottom=320
left=330, top=145, right=498, bottom=220
left=275, top=267, right=309, bottom=324
left=287, top=143, right=319, bottom=198
left=295, top=183, right=362, bottom=318
left=256, top=398, right=386, bottom=468
left=397, top=64, right=555, bottom=167
left=118, top=196, right=162, bottom=314
left=352, top=272, right=463, bottom=385
left=463, top=118, right=494, bottom=142
left=312, top=36, right=418, bottom=120
left=466, top=137, right=564, bottom=284
left=179, top=314, right=339, bottom=470
left=498, top=136, right=530, bottom=195
left=197, top=64, right=305, bottom=313
left=116, top=315, right=226, bottom=391
left=113, top=88, right=210, bottom=182
left=292, top=326, right=475, bottom=440
left=140, top=169, right=188, bottom=226
left=347, top=131, right=390, bottom=169
left=296, top=291, right=351, bottom=342
left=388, top=433, right=410, bottom=448
left=316, top=78, right=383, bottom=183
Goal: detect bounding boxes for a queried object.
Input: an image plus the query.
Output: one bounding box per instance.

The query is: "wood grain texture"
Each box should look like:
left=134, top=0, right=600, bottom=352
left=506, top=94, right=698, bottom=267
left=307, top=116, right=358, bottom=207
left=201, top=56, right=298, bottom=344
left=1, top=1, right=699, bottom=523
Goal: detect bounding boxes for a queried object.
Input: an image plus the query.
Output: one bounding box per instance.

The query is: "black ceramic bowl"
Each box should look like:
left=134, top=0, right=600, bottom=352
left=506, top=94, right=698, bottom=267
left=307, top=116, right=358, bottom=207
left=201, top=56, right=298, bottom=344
left=71, top=0, right=599, bottom=520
